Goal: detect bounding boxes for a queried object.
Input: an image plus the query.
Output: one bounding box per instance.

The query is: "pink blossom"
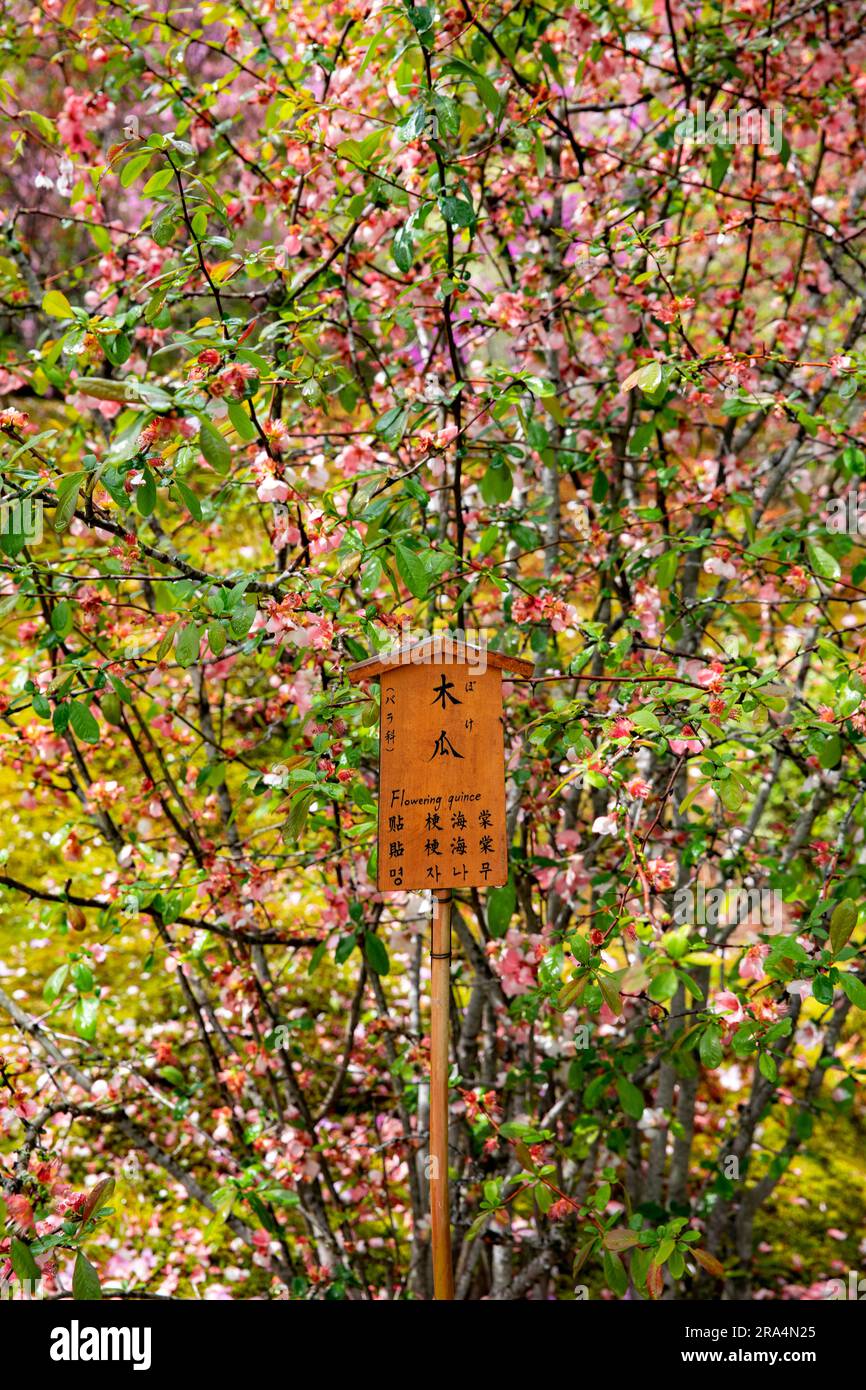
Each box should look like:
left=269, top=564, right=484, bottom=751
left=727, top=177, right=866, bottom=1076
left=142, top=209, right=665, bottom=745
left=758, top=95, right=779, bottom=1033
left=738, top=944, right=769, bottom=981
left=609, top=716, right=633, bottom=738
left=257, top=476, right=290, bottom=503
left=669, top=726, right=703, bottom=756
left=647, top=858, right=675, bottom=890
left=704, top=555, right=737, bottom=579
left=712, top=990, right=745, bottom=1025
left=625, top=776, right=651, bottom=799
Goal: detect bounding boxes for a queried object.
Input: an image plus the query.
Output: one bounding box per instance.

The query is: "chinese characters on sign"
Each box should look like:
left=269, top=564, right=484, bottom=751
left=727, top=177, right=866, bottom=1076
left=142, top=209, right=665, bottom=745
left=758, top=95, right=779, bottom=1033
left=379, top=659, right=508, bottom=890
left=347, top=639, right=534, bottom=892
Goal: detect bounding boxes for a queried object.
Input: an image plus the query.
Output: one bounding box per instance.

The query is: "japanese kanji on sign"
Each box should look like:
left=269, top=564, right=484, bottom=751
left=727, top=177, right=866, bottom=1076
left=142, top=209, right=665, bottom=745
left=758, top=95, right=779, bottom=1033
left=379, top=658, right=509, bottom=891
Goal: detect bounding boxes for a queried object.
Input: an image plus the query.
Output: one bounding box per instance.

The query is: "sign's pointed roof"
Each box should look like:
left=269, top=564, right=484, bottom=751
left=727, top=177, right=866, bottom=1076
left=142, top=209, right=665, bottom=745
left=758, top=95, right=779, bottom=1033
left=346, top=635, right=535, bottom=682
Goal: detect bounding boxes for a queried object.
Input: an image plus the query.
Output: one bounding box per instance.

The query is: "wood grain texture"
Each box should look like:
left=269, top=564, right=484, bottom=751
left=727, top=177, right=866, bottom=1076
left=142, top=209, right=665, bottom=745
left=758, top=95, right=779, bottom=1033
left=430, top=890, right=454, bottom=1300
left=375, top=659, right=508, bottom=891
left=346, top=636, right=535, bottom=682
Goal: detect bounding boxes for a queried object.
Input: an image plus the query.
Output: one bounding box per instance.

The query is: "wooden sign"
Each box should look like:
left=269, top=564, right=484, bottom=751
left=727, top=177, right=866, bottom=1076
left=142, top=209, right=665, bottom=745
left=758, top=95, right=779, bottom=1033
left=347, top=639, right=534, bottom=891
left=346, top=635, right=533, bottom=1302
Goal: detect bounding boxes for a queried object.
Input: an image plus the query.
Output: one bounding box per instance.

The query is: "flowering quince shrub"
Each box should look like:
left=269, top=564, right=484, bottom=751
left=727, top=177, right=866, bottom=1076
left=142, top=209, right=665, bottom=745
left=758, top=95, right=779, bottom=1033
left=0, top=0, right=866, bottom=1303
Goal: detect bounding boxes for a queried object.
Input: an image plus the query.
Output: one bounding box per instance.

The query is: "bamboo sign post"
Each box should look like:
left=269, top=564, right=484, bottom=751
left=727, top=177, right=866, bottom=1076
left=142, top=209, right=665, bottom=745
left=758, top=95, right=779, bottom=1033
left=347, top=636, right=534, bottom=1300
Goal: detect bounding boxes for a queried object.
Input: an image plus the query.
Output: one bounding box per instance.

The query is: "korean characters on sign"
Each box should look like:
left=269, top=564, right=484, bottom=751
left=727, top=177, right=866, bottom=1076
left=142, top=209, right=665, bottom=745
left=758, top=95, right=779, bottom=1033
left=378, top=659, right=508, bottom=891
left=346, top=639, right=534, bottom=893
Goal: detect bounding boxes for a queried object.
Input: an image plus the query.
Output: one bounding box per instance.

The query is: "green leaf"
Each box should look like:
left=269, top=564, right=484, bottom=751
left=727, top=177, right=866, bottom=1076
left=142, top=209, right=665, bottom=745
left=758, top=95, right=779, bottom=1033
left=603, top=1228, right=641, bottom=1251
left=104, top=332, right=131, bottom=366
left=229, top=604, right=256, bottom=641
left=812, top=973, right=834, bottom=1005
left=602, top=1248, right=628, bottom=1296
left=159, top=1065, right=186, bottom=1090
left=52, top=703, right=72, bottom=734
left=198, top=418, right=232, bottom=474
left=152, top=216, right=176, bottom=247
left=136, top=465, right=157, bottom=517
left=394, top=541, right=429, bottom=598
left=817, top=733, right=842, bottom=769
left=722, top=395, right=759, bottom=418
left=80, top=1176, right=116, bottom=1225
left=655, top=1236, right=676, bottom=1266
left=360, top=556, right=383, bottom=598
left=392, top=223, right=414, bottom=272
left=631, top=707, right=661, bottom=732
left=175, top=623, right=201, bottom=667
left=807, top=543, right=840, bottom=582
left=44, top=964, right=69, bottom=1003
left=480, top=461, right=513, bottom=504
left=42, top=289, right=73, bottom=319
left=227, top=401, right=258, bottom=442
left=172, top=477, right=202, bottom=521
left=758, top=1052, right=778, bottom=1084
left=718, top=777, right=744, bottom=812
left=709, top=143, right=732, bottom=190
left=68, top=700, right=100, bottom=745
left=616, top=1076, right=644, bottom=1120
left=284, top=791, right=314, bottom=842
left=203, top=1186, right=237, bottom=1243
left=500, top=1122, right=549, bottom=1143
left=51, top=600, right=73, bottom=638
left=54, top=471, right=86, bottom=531
left=631, top=1245, right=653, bottom=1289
left=699, top=1024, right=723, bottom=1069
left=598, top=972, right=624, bottom=1016
left=534, top=1180, right=554, bottom=1214
left=621, top=360, right=662, bottom=394
left=10, top=1237, right=40, bottom=1283
left=441, top=58, right=501, bottom=116
left=648, top=968, right=678, bottom=1003
left=487, top=881, right=516, bottom=937
left=439, top=194, right=474, bottom=227
left=335, top=933, right=357, bottom=965
left=558, top=973, right=588, bottom=1010
left=71, top=962, right=94, bottom=991
left=21, top=109, right=58, bottom=142
left=73, top=995, right=99, bottom=1041
left=120, top=152, right=153, bottom=188
left=142, top=167, right=173, bottom=197
left=840, top=972, right=866, bottom=1010
left=829, top=899, right=858, bottom=956
left=569, top=932, right=590, bottom=966
left=106, top=683, right=132, bottom=717
left=656, top=549, right=678, bottom=589
left=376, top=405, right=408, bottom=444
left=364, top=932, right=390, bottom=975
left=72, top=1250, right=102, bottom=1300
left=141, top=165, right=173, bottom=195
